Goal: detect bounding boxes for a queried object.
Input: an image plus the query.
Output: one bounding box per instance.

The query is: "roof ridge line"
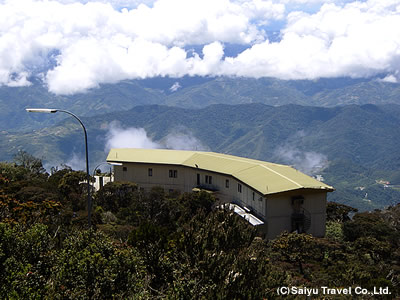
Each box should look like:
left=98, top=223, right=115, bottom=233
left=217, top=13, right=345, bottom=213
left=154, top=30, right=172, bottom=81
left=205, top=152, right=283, bottom=167
left=182, top=152, right=200, bottom=165
left=198, top=152, right=260, bottom=164
left=258, top=164, right=303, bottom=188
left=184, top=153, right=265, bottom=193
left=195, top=152, right=303, bottom=189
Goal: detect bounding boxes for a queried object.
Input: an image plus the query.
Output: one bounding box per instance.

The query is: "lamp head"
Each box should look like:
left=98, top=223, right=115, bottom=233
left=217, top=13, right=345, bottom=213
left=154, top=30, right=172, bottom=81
left=26, top=108, right=58, bottom=113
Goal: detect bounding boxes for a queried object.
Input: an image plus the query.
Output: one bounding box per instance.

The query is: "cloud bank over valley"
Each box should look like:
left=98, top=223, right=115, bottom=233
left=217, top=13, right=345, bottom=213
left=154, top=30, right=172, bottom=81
left=1, top=0, right=400, bottom=95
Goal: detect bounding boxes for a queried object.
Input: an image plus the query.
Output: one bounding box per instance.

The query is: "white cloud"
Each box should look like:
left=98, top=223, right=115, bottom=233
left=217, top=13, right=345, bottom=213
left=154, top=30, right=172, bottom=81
left=0, top=0, right=285, bottom=93
left=380, top=74, right=398, bottom=83
left=169, top=81, right=181, bottom=92
left=105, top=121, right=208, bottom=151
left=273, top=131, right=329, bottom=175
left=275, top=146, right=329, bottom=175
left=1, top=0, right=400, bottom=94
left=54, top=0, right=154, bottom=8
left=105, top=121, right=160, bottom=151
left=189, top=41, right=225, bottom=76
left=163, top=131, right=209, bottom=151
left=222, top=0, right=400, bottom=80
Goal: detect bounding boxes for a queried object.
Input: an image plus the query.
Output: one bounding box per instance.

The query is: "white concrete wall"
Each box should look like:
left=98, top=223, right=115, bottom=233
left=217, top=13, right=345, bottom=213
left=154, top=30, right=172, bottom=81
left=93, top=175, right=113, bottom=191
left=114, top=163, right=327, bottom=239
left=114, top=163, right=266, bottom=218
left=266, top=191, right=327, bottom=239
left=114, top=163, right=188, bottom=192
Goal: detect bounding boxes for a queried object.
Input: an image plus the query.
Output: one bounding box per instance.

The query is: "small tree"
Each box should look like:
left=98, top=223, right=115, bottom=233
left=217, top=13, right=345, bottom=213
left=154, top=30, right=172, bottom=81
left=271, top=231, right=315, bottom=276
left=95, top=181, right=138, bottom=214
left=13, top=151, right=46, bottom=176
left=58, top=171, right=88, bottom=211
left=326, top=201, right=358, bottom=222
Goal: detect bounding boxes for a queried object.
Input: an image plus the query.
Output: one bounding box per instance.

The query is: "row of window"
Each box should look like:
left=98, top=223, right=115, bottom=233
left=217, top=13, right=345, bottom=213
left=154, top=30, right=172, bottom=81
left=202, top=175, right=241, bottom=194
left=124, top=167, right=179, bottom=178
left=123, top=167, right=260, bottom=201
left=152, top=168, right=178, bottom=178
left=201, top=175, right=229, bottom=188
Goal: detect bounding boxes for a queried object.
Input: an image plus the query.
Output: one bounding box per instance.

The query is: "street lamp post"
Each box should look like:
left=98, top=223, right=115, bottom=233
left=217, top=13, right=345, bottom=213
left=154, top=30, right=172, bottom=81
left=26, top=108, right=92, bottom=227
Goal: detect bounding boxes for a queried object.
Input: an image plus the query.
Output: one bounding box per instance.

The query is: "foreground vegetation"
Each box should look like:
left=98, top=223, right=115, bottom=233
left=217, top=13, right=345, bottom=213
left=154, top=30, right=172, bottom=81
left=1, top=153, right=399, bottom=299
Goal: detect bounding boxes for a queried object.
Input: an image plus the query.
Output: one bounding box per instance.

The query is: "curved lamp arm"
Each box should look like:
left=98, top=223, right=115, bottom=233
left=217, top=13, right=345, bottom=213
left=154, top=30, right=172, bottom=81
left=26, top=108, right=92, bottom=228
left=93, top=162, right=122, bottom=177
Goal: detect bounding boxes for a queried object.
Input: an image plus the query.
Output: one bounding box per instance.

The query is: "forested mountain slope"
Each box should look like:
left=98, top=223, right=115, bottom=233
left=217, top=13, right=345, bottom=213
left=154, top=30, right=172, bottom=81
left=2, top=103, right=400, bottom=211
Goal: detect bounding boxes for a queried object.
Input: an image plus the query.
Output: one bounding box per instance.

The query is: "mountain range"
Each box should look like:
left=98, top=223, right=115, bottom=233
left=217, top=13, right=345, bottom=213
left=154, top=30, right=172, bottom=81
left=2, top=102, right=400, bottom=211
left=1, top=76, right=400, bottom=131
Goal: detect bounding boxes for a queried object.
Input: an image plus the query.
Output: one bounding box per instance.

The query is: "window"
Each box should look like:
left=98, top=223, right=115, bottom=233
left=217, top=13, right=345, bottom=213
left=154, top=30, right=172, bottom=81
left=197, top=173, right=200, bottom=185
left=123, top=167, right=127, bottom=172
left=169, top=170, right=178, bottom=178
left=238, top=183, right=242, bottom=193
left=225, top=179, right=229, bottom=188
left=205, top=175, right=212, bottom=184
left=148, top=168, right=153, bottom=177
left=252, top=192, right=255, bottom=201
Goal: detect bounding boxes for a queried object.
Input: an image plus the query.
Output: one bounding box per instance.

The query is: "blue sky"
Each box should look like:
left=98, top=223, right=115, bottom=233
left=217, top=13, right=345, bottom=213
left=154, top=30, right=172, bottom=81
left=0, top=0, right=399, bottom=94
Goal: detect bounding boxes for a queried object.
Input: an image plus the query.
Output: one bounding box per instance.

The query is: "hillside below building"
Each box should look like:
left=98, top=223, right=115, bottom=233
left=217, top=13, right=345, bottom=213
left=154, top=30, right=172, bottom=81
left=107, top=148, right=334, bottom=239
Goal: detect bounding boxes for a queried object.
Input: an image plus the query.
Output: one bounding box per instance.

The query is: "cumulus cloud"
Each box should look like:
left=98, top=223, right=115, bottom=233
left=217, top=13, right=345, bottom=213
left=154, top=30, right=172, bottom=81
left=1, top=0, right=400, bottom=94
left=222, top=1, right=400, bottom=80
left=0, top=0, right=286, bottom=93
left=105, top=121, right=160, bottom=151
left=105, top=121, right=207, bottom=151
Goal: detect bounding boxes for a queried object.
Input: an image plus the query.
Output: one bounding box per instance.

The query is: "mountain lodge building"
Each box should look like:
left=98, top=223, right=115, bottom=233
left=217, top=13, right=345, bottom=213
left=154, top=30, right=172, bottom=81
left=107, top=148, right=334, bottom=239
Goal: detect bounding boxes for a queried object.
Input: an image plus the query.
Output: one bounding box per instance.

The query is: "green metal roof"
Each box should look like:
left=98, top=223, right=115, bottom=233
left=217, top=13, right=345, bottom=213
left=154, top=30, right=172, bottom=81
left=107, top=148, right=334, bottom=195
